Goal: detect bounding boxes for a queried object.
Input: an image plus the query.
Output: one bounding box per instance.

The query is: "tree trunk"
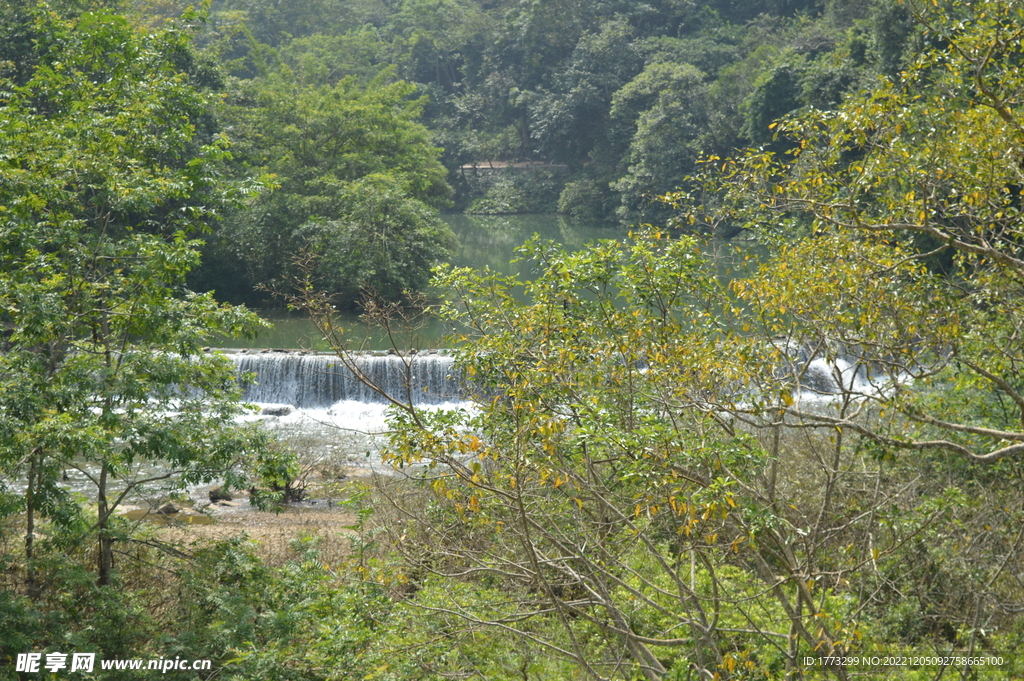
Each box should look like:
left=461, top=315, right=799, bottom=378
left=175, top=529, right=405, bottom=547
left=25, top=449, right=41, bottom=599
left=97, top=462, right=113, bottom=586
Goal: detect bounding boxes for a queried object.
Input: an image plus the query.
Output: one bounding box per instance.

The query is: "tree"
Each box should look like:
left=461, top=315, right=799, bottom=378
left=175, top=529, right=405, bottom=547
left=609, top=61, right=710, bottom=222
left=673, top=0, right=1024, bottom=668
left=195, top=71, right=454, bottom=306
left=0, top=0, right=125, bottom=86
left=0, top=8, right=277, bottom=591
left=528, top=19, right=642, bottom=166
left=680, top=0, right=1024, bottom=465
left=291, top=1, right=1024, bottom=677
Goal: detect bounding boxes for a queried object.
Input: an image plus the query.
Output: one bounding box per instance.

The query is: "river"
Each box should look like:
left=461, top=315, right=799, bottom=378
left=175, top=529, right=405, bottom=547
left=211, top=214, right=622, bottom=351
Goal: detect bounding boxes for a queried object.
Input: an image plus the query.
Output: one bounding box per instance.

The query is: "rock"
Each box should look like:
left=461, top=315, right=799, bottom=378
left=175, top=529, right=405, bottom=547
left=158, top=503, right=179, bottom=515
left=261, top=404, right=294, bottom=417
left=209, top=486, right=233, bottom=502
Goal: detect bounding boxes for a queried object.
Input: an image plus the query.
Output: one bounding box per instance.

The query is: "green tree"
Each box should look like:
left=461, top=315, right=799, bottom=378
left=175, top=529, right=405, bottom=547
left=197, top=71, right=454, bottom=305
left=610, top=61, right=710, bottom=222
left=0, top=8, right=276, bottom=591
left=528, top=19, right=641, bottom=166
left=0, top=0, right=125, bottom=86
left=289, top=1, right=1024, bottom=677
left=670, top=0, right=1024, bottom=666
left=682, top=0, right=1024, bottom=464
left=298, top=230, right=940, bottom=680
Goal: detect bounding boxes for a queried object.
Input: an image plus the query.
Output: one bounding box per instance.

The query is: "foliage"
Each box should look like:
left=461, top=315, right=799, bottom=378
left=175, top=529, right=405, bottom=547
left=0, top=0, right=125, bottom=86
left=679, top=0, right=1024, bottom=464
left=194, top=71, right=454, bottom=306
left=0, top=555, right=161, bottom=680
left=189, top=0, right=909, bottom=224
left=280, top=2, right=1024, bottom=678
left=7, top=1, right=1024, bottom=680
left=349, top=231, right=1022, bottom=680
left=557, top=178, right=613, bottom=220
left=0, top=7, right=283, bottom=596
left=464, top=168, right=564, bottom=215
left=609, top=62, right=710, bottom=222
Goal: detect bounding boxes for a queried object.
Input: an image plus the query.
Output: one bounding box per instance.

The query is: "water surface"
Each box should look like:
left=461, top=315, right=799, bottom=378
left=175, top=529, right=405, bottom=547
left=211, top=214, right=623, bottom=350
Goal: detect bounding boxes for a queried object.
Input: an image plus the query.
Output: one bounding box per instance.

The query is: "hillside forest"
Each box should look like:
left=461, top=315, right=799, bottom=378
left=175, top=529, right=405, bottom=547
left=2, top=0, right=1024, bottom=680
left=128, top=0, right=914, bottom=306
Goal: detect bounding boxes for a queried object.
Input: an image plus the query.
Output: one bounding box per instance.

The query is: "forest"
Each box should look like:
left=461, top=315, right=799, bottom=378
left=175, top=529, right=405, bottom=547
left=1, top=0, right=1024, bottom=679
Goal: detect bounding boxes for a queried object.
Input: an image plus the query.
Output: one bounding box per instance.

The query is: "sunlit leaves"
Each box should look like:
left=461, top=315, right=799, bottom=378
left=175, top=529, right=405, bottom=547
left=675, top=0, right=1024, bottom=464
left=0, top=9, right=278, bottom=585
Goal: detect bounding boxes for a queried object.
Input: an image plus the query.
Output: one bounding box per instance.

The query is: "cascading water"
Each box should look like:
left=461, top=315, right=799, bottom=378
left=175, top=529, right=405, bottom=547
left=802, top=357, right=873, bottom=396
left=230, top=350, right=470, bottom=476
left=769, top=339, right=892, bottom=402
left=234, top=351, right=464, bottom=408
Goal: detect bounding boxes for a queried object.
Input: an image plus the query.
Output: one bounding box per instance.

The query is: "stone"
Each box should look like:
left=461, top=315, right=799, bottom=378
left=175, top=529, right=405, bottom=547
left=209, top=486, right=233, bottom=502
left=261, top=404, right=294, bottom=417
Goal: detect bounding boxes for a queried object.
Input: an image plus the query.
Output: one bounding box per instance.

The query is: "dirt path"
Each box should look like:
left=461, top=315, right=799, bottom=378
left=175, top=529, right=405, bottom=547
left=153, top=501, right=360, bottom=566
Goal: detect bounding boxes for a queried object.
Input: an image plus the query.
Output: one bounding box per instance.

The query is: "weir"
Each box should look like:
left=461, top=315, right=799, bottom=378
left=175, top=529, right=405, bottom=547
left=229, top=346, right=876, bottom=413
left=233, top=351, right=464, bottom=408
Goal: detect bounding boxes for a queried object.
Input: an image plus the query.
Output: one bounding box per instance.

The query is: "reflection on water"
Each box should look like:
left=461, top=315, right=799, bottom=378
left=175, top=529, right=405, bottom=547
left=447, top=213, right=620, bottom=277
left=209, top=214, right=623, bottom=351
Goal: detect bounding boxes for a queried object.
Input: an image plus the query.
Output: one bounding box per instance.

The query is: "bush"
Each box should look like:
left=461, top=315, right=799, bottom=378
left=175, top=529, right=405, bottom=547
left=557, top=178, right=612, bottom=219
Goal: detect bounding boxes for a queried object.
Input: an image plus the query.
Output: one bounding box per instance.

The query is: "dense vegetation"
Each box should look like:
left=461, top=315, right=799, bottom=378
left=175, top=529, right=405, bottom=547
left=179, top=0, right=902, bottom=219
left=3, top=0, right=1024, bottom=680
left=139, top=0, right=915, bottom=305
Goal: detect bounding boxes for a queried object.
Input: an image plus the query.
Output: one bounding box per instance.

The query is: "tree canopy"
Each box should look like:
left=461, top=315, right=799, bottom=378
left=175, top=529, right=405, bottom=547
left=274, top=1, right=1024, bottom=677
left=134, top=0, right=912, bottom=231
left=0, top=7, right=280, bottom=592
left=194, top=72, right=454, bottom=305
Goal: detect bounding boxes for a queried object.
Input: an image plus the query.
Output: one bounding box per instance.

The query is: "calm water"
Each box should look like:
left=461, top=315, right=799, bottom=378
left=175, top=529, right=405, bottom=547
left=210, top=214, right=623, bottom=351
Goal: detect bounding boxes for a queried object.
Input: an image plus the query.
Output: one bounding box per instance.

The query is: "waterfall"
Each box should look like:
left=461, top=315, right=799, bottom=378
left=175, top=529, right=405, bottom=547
left=233, top=352, right=463, bottom=408
left=802, top=357, right=871, bottom=395
left=770, top=340, right=885, bottom=399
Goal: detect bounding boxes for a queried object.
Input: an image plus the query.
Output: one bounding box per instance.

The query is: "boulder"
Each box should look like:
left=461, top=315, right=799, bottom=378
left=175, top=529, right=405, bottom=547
left=208, top=486, right=233, bottom=502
